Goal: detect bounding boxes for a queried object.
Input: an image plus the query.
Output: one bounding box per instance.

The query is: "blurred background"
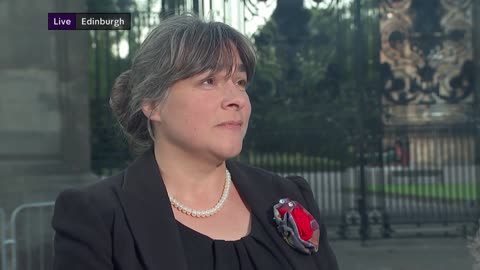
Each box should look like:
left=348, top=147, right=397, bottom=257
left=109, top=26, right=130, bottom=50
left=0, top=0, right=479, bottom=269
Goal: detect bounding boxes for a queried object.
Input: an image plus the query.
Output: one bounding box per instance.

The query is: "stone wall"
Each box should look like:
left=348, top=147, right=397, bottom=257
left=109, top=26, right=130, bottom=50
left=0, top=0, right=97, bottom=214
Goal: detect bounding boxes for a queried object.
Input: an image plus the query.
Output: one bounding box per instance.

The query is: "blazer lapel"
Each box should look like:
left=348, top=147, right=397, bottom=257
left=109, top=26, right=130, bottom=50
left=116, top=149, right=188, bottom=270
left=226, top=160, right=319, bottom=270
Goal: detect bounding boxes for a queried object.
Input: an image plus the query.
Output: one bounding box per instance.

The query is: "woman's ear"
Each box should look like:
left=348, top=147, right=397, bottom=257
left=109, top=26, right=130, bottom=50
left=141, top=101, right=162, bottom=122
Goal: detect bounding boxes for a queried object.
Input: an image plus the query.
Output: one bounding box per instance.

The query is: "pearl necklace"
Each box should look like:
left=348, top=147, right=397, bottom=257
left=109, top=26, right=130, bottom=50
left=168, top=169, right=231, bottom=218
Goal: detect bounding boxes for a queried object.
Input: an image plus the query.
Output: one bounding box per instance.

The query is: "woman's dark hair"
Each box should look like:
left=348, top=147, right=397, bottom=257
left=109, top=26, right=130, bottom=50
left=109, top=13, right=256, bottom=154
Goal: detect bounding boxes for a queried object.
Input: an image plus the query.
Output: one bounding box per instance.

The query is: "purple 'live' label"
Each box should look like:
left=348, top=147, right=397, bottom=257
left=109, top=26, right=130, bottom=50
left=48, top=13, right=76, bottom=30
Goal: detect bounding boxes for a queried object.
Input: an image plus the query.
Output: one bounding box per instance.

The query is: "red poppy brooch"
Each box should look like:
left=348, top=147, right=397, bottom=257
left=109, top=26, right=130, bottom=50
left=273, top=198, right=320, bottom=254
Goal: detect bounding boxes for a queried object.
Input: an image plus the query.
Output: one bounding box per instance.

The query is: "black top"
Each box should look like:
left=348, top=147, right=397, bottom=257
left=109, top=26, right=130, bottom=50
left=52, top=149, right=339, bottom=270
left=177, top=214, right=292, bottom=270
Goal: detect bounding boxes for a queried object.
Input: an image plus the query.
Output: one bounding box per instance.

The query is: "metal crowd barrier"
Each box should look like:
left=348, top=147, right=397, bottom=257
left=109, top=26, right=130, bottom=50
left=0, top=208, right=6, bottom=270
left=8, top=202, right=55, bottom=270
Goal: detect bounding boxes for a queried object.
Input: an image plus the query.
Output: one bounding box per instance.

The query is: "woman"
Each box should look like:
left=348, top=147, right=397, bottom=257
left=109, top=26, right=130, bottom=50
left=52, top=14, right=338, bottom=270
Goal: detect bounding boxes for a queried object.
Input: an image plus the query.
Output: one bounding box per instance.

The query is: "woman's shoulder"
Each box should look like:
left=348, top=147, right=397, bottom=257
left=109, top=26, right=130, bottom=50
left=54, top=171, right=125, bottom=220
left=228, top=160, right=287, bottom=182
left=228, top=160, right=278, bottom=178
left=228, top=160, right=310, bottom=198
left=51, top=173, right=125, bottom=269
left=62, top=171, right=123, bottom=199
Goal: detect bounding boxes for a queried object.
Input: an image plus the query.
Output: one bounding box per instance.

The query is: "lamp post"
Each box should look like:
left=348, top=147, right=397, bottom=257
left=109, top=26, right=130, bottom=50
left=353, top=0, right=370, bottom=244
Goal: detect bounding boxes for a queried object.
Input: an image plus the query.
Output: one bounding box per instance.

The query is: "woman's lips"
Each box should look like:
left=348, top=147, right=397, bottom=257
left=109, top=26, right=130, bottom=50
left=217, top=120, right=243, bottom=131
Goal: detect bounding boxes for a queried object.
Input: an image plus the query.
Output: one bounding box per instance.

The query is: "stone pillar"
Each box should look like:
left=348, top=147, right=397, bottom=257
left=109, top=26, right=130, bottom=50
left=0, top=0, right=97, bottom=214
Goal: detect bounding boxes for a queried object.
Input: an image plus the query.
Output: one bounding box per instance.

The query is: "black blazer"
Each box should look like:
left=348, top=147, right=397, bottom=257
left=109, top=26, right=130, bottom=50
left=52, top=149, right=338, bottom=270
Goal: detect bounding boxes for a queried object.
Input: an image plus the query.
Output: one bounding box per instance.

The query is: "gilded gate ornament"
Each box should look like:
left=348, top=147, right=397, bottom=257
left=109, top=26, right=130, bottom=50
left=380, top=0, right=474, bottom=124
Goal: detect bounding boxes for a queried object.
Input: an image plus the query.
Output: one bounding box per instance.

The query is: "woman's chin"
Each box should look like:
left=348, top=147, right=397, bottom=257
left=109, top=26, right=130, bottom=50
left=213, top=142, right=243, bottom=160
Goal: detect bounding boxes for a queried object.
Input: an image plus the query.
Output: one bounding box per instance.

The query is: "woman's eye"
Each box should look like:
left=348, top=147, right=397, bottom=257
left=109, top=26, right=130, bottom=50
left=236, top=79, right=247, bottom=87
left=202, top=78, right=215, bottom=85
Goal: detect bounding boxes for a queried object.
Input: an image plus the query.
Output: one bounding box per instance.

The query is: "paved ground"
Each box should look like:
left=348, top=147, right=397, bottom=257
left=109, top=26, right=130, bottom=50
left=330, top=237, right=475, bottom=270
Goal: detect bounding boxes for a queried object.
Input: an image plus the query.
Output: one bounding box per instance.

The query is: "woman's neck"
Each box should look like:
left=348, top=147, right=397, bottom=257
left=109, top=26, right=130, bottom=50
left=153, top=144, right=228, bottom=202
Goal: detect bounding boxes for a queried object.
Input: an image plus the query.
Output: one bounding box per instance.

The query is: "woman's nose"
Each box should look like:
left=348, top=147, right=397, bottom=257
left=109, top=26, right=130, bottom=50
left=221, top=81, right=248, bottom=110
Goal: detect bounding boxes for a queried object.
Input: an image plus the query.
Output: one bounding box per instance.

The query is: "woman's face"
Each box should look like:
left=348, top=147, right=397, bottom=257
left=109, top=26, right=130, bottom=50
left=151, top=48, right=251, bottom=162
